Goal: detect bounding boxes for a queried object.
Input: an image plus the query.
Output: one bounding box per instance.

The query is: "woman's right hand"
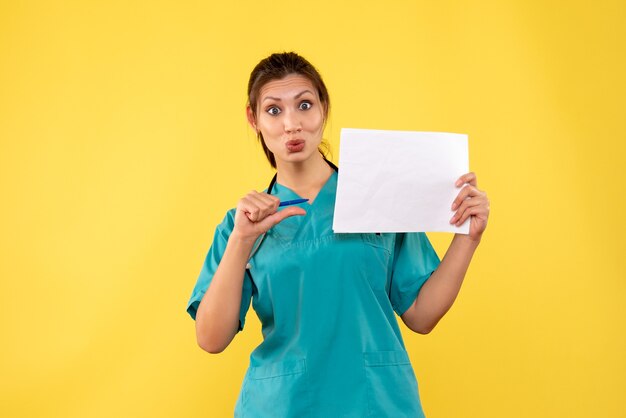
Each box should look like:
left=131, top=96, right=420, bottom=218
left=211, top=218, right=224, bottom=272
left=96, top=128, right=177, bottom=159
left=231, top=191, right=306, bottom=243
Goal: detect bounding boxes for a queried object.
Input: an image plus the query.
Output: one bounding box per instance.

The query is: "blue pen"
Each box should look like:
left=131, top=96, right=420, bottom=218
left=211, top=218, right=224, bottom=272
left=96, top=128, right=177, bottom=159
left=279, top=198, right=309, bottom=207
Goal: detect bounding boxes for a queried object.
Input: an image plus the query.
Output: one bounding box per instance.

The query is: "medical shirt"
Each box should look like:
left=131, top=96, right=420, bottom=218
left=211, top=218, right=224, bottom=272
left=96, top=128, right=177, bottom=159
left=186, top=170, right=441, bottom=417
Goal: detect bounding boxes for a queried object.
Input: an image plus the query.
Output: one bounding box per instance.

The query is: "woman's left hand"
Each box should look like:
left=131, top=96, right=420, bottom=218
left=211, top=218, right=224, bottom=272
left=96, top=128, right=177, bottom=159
left=450, top=172, right=490, bottom=242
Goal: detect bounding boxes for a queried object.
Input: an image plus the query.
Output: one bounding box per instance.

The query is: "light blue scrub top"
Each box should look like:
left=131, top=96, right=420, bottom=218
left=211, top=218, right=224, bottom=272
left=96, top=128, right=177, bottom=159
left=187, top=170, right=441, bottom=417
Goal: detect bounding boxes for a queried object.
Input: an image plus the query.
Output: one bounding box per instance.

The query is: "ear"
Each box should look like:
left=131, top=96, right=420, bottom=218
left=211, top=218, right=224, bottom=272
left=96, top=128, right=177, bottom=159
left=246, top=105, right=257, bottom=132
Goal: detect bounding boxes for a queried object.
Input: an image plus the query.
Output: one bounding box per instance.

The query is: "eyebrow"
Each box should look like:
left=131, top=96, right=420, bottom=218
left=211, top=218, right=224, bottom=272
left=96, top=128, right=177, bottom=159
left=262, top=90, right=314, bottom=103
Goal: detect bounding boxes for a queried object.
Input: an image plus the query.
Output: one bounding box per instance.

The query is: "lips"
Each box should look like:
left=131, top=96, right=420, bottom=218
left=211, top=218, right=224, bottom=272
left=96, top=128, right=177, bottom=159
left=286, top=139, right=305, bottom=152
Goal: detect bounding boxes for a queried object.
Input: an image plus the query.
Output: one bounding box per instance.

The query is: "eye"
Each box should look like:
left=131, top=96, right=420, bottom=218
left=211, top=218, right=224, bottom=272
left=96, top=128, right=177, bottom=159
left=266, top=106, right=281, bottom=116
left=299, top=101, right=312, bottom=110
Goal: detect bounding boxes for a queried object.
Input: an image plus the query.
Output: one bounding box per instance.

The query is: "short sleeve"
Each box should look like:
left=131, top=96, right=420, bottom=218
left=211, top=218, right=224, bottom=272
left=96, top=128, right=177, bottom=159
left=185, top=209, right=253, bottom=333
left=390, top=232, right=441, bottom=317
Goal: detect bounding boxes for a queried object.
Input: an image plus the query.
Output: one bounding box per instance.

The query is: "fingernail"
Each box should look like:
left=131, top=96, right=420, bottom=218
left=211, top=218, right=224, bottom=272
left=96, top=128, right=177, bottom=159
left=455, top=180, right=462, bottom=187
left=451, top=203, right=457, bottom=210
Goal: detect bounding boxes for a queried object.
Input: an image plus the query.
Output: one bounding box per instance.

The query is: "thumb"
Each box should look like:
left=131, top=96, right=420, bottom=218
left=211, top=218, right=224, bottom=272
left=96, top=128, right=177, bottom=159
left=257, top=206, right=306, bottom=231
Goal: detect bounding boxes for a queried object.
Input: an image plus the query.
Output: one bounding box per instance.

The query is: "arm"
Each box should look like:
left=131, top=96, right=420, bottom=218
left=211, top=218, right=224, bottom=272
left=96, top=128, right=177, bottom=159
left=194, top=191, right=305, bottom=354
left=401, top=171, right=490, bottom=334
left=195, top=233, right=255, bottom=353
left=401, top=234, right=479, bottom=334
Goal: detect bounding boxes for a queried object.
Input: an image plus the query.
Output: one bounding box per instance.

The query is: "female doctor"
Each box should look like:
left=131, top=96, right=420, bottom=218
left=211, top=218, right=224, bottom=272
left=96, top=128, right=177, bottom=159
left=186, top=52, right=490, bottom=417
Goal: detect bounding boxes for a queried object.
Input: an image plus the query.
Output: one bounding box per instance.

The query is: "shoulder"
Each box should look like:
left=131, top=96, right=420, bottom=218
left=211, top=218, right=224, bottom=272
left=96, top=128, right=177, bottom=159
left=215, top=207, right=237, bottom=236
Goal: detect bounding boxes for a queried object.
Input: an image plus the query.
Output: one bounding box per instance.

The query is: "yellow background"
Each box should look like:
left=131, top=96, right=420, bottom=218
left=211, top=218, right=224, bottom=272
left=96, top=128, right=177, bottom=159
left=1, top=1, right=624, bottom=417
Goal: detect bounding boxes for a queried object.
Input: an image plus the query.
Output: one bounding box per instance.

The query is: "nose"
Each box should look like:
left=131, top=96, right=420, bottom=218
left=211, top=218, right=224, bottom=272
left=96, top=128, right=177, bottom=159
left=283, top=109, right=302, bottom=134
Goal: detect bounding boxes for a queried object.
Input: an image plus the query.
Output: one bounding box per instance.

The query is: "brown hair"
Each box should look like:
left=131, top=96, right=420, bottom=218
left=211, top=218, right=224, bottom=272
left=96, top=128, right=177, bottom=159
left=247, top=52, right=331, bottom=168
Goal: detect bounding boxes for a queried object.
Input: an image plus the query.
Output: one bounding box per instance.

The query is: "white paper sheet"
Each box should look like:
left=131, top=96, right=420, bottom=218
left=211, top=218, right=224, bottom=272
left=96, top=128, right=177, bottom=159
left=333, top=128, right=470, bottom=234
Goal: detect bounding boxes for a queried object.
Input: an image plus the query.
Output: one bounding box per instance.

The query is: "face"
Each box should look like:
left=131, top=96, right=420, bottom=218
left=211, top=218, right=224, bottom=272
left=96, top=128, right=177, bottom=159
left=248, top=74, right=326, bottom=167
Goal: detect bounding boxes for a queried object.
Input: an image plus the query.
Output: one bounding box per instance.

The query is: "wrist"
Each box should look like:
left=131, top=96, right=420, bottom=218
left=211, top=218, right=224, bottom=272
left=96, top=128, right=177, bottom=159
left=453, top=233, right=482, bottom=247
left=229, top=231, right=259, bottom=248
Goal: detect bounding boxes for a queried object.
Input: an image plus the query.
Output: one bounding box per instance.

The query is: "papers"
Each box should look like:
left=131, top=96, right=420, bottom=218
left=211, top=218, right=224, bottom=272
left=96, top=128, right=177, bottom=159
left=332, top=128, right=470, bottom=234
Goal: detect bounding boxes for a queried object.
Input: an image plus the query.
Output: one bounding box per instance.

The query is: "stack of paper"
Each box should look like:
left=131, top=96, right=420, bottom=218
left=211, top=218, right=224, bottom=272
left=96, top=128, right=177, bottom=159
left=332, top=128, right=470, bottom=234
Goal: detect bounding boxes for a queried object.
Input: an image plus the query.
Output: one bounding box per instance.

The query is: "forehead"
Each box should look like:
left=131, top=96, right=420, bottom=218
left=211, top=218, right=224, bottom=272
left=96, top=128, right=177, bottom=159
left=258, top=74, right=318, bottom=100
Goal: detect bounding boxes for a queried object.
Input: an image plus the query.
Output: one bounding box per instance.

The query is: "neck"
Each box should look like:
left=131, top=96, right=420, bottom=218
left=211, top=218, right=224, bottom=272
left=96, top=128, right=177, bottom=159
left=275, top=153, right=333, bottom=197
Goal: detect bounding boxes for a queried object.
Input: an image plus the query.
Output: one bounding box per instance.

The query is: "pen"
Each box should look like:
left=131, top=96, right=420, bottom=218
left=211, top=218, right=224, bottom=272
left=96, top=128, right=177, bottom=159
left=279, top=198, right=309, bottom=207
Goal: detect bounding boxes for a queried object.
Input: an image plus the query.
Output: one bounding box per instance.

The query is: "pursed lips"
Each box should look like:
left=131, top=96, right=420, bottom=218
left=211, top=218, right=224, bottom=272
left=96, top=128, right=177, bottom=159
left=285, top=139, right=305, bottom=152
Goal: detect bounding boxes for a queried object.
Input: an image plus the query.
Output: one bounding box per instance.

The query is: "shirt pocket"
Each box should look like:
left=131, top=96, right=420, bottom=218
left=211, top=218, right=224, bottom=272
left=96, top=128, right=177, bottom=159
left=363, top=350, right=425, bottom=418
left=359, top=233, right=393, bottom=291
left=243, top=358, right=311, bottom=417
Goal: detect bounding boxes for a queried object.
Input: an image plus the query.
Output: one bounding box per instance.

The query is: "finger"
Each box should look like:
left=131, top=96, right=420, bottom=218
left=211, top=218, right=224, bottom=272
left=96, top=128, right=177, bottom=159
left=257, top=206, right=306, bottom=231
left=246, top=192, right=278, bottom=220
left=247, top=189, right=276, bottom=204
left=450, top=196, right=485, bottom=224
left=238, top=196, right=263, bottom=222
left=455, top=172, right=477, bottom=188
left=452, top=202, right=488, bottom=226
left=458, top=206, right=489, bottom=227
left=256, top=192, right=281, bottom=212
left=258, top=191, right=280, bottom=203
left=451, top=185, right=484, bottom=210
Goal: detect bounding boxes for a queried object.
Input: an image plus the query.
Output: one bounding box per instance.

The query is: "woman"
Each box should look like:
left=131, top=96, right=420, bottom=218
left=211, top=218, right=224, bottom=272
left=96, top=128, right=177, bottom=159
left=186, top=52, right=490, bottom=417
